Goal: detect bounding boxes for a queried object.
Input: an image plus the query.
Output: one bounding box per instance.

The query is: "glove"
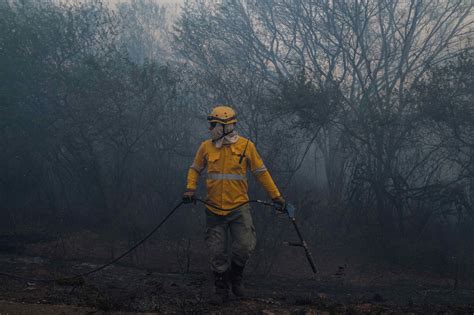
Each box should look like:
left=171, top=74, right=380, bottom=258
left=182, top=190, right=195, bottom=204
left=272, top=196, right=286, bottom=212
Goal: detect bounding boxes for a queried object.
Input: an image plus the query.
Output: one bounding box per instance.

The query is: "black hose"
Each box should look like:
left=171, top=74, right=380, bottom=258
left=0, top=201, right=184, bottom=283
left=0, top=199, right=277, bottom=283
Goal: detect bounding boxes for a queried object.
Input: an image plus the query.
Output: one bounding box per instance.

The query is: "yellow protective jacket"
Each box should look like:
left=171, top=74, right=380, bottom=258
left=187, top=136, right=281, bottom=215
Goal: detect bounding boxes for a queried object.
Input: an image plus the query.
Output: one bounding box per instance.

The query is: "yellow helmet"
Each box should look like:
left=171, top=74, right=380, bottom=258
left=207, top=105, right=237, bottom=124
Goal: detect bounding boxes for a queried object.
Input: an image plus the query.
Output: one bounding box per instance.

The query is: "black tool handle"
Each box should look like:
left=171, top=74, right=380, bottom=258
left=291, top=218, right=317, bottom=274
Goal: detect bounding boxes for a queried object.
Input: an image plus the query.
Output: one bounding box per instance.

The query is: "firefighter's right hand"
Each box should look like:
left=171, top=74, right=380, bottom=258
left=272, top=196, right=286, bottom=212
left=182, top=190, right=196, bottom=204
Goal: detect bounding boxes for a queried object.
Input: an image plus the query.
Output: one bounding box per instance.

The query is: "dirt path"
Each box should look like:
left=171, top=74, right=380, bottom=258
left=0, top=300, right=160, bottom=314
left=0, top=300, right=97, bottom=315
left=0, top=254, right=473, bottom=314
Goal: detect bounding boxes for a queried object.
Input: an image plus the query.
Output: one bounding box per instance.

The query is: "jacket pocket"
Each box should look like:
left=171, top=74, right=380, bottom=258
left=207, top=152, right=221, bottom=172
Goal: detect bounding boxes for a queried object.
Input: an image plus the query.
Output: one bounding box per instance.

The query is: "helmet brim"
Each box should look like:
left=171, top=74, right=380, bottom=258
left=207, top=116, right=237, bottom=124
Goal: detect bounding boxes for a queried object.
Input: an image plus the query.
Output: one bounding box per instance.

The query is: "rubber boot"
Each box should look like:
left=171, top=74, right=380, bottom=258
left=230, top=261, right=245, bottom=297
left=209, top=270, right=229, bottom=305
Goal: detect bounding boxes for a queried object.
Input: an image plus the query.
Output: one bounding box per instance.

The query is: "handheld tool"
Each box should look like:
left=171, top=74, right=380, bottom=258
left=281, top=203, right=317, bottom=274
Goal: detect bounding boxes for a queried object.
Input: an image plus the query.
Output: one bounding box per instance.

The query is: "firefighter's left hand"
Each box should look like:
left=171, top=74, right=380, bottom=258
left=272, top=196, right=286, bottom=212
left=182, top=190, right=196, bottom=204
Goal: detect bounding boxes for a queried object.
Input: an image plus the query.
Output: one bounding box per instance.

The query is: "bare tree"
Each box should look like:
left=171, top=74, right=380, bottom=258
left=175, top=0, right=473, bottom=239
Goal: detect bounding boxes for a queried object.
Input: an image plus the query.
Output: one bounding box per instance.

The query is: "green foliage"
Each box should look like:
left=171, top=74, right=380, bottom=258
left=0, top=0, right=191, bottom=232
left=277, top=74, right=342, bottom=130
left=415, top=50, right=474, bottom=219
left=417, top=51, right=474, bottom=144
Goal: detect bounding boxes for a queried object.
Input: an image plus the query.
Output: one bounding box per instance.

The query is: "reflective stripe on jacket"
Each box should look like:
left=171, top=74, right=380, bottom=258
left=187, top=137, right=281, bottom=215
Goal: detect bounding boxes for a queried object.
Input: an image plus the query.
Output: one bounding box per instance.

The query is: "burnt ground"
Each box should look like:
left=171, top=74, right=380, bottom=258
left=0, top=232, right=473, bottom=314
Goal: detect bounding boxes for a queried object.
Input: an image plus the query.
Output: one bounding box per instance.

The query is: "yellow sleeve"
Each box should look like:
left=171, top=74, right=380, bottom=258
left=247, top=142, right=281, bottom=199
left=187, top=142, right=206, bottom=190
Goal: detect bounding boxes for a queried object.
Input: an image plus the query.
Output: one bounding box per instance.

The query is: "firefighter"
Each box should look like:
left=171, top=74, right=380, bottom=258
left=183, top=105, right=285, bottom=304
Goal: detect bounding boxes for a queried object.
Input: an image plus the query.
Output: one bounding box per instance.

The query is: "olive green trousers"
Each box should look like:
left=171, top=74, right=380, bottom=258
left=205, top=205, right=256, bottom=273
